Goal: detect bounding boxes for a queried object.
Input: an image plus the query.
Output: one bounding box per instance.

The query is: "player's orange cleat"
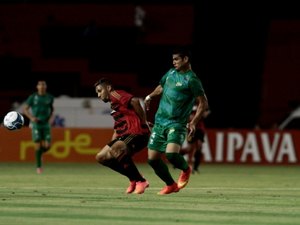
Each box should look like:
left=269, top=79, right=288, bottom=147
left=157, top=182, right=179, bottom=195
left=134, top=180, right=149, bottom=194
left=178, top=166, right=192, bottom=189
left=126, top=181, right=136, bottom=194
left=36, top=167, right=43, bottom=174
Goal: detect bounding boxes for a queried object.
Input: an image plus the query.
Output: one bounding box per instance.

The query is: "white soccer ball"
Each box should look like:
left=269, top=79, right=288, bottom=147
left=3, top=111, right=24, bottom=131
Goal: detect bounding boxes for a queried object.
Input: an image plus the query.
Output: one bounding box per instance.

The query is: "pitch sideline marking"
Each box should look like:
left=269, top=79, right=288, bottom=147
left=0, top=187, right=300, bottom=191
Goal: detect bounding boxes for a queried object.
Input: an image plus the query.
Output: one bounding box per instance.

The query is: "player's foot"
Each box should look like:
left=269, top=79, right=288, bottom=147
left=126, top=181, right=136, bottom=194
left=134, top=180, right=149, bottom=194
left=157, top=183, right=179, bottom=195
left=36, top=167, right=43, bottom=174
left=178, top=166, right=192, bottom=189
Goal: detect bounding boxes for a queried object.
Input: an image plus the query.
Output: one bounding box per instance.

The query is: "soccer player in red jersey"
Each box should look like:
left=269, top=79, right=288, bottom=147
left=94, top=78, right=151, bottom=194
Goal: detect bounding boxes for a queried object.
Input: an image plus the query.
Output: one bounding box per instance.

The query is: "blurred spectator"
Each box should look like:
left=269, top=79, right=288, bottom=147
left=51, top=114, right=65, bottom=127
left=134, top=3, right=147, bottom=42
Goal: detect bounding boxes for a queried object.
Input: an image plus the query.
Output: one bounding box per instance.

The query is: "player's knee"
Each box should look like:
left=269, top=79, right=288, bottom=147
left=95, top=152, right=107, bottom=163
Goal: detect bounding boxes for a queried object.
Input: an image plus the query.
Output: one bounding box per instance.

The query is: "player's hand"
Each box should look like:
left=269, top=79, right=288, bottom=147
left=146, top=121, right=153, bottom=131
left=186, top=122, right=196, bottom=141
left=144, top=95, right=151, bottom=111
left=31, top=117, right=39, bottom=123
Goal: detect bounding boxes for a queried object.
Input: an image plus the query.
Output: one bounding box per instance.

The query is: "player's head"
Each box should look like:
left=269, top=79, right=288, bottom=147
left=36, top=80, right=47, bottom=94
left=94, top=78, right=113, bottom=103
left=172, top=46, right=192, bottom=72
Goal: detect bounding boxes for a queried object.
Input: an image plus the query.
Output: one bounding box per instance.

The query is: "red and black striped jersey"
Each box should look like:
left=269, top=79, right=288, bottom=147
left=110, top=90, right=150, bottom=137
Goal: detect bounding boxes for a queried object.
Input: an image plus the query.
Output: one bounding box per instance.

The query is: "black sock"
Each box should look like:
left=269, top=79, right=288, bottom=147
left=119, top=155, right=145, bottom=182
left=101, top=158, right=130, bottom=178
left=35, top=148, right=43, bottom=168
left=101, top=156, right=145, bottom=182
left=166, top=152, right=189, bottom=171
left=148, top=159, right=175, bottom=185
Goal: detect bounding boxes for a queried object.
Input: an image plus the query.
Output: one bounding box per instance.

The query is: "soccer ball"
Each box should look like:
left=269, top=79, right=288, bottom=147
left=3, top=111, right=24, bottom=131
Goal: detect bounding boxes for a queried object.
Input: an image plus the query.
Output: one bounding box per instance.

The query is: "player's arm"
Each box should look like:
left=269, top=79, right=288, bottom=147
left=187, top=95, right=209, bottom=138
left=130, top=96, right=154, bottom=131
left=23, top=103, right=39, bottom=123
left=144, top=84, right=163, bottom=111
left=49, top=104, right=55, bottom=124
left=131, top=97, right=148, bottom=124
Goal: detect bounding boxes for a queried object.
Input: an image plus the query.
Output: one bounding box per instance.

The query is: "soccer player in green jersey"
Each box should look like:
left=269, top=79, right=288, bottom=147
left=23, top=80, right=54, bottom=174
left=144, top=47, right=208, bottom=195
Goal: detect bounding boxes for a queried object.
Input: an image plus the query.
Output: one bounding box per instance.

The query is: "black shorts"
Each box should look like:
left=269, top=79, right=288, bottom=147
left=188, top=129, right=205, bottom=144
left=107, top=134, right=149, bottom=156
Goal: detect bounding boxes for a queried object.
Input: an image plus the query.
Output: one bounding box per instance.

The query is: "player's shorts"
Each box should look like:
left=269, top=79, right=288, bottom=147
left=188, top=129, right=205, bottom=144
left=31, top=123, right=51, bottom=143
left=107, top=134, right=149, bottom=156
left=147, top=124, right=186, bottom=153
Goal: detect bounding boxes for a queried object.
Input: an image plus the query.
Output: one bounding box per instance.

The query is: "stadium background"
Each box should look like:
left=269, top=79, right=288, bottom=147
left=1, top=0, right=300, bottom=164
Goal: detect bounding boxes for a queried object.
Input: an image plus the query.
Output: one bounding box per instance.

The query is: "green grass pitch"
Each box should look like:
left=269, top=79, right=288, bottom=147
left=0, top=163, right=299, bottom=225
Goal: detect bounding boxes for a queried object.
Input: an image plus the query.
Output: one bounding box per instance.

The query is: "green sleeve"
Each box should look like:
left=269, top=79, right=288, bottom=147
left=189, top=76, right=205, bottom=97
left=25, top=94, right=34, bottom=106
left=159, top=69, right=172, bottom=87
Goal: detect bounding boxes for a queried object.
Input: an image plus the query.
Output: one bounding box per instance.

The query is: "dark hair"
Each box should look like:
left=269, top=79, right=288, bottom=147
left=94, top=77, right=112, bottom=87
left=172, top=46, right=192, bottom=62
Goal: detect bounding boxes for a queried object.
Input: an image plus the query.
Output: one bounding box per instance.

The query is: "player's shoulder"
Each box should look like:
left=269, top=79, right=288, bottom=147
left=187, top=70, right=202, bottom=82
left=166, top=68, right=176, bottom=75
left=47, top=93, right=55, bottom=98
left=115, top=89, right=130, bottom=95
left=114, top=90, right=134, bottom=100
left=28, top=92, right=38, bottom=98
left=187, top=70, right=198, bottom=77
left=45, top=93, right=55, bottom=100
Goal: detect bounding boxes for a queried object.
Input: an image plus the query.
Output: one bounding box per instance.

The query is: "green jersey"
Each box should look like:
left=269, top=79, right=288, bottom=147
left=25, top=92, right=54, bottom=124
left=154, top=68, right=205, bottom=128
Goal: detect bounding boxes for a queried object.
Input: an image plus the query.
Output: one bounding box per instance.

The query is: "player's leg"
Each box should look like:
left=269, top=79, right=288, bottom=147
left=114, top=136, right=148, bottom=182
left=31, top=126, right=43, bottom=174
left=36, top=126, right=52, bottom=173
left=193, top=130, right=205, bottom=173
left=165, top=143, right=191, bottom=190
left=147, top=125, right=179, bottom=194
left=185, top=142, right=196, bottom=169
left=35, top=142, right=44, bottom=174
left=163, top=128, right=191, bottom=189
left=122, top=134, right=149, bottom=194
left=95, top=144, right=129, bottom=177
left=96, top=137, right=148, bottom=194
left=193, top=140, right=202, bottom=173
left=148, top=149, right=179, bottom=195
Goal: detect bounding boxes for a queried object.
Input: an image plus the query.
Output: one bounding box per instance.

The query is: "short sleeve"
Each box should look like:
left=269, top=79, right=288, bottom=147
left=118, top=90, right=134, bottom=106
left=159, top=69, right=172, bottom=87
left=189, top=76, right=205, bottom=97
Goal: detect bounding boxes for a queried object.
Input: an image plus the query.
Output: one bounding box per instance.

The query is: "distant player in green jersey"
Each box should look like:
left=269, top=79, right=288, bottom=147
left=23, top=80, right=54, bottom=174
left=144, top=46, right=208, bottom=195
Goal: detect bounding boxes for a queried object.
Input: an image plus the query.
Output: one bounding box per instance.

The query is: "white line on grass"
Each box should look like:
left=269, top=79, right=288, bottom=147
left=0, top=187, right=300, bottom=191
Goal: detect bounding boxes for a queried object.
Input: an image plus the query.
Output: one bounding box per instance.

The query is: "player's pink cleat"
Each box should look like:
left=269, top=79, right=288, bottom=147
left=134, top=180, right=149, bottom=194
left=157, top=182, right=179, bottom=195
left=36, top=167, right=43, bottom=174
left=126, top=181, right=136, bottom=194
left=178, top=166, right=192, bottom=189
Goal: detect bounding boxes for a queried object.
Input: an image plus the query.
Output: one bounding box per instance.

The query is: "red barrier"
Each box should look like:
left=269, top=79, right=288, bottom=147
left=0, top=127, right=299, bottom=164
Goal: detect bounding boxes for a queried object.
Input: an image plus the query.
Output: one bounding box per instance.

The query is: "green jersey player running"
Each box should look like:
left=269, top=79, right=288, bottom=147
left=23, top=80, right=54, bottom=174
left=144, top=46, right=208, bottom=195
